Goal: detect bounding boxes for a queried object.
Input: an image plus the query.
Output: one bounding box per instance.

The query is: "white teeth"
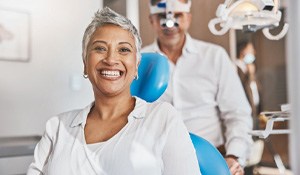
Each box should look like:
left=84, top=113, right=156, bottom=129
left=100, top=70, right=121, bottom=77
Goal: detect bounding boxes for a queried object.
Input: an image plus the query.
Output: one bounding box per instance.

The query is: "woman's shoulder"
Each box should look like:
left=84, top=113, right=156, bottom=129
left=135, top=97, right=176, bottom=114
left=149, top=101, right=175, bottom=112
left=43, top=109, right=81, bottom=129
left=56, top=108, right=83, bottom=120
left=143, top=100, right=180, bottom=122
left=46, top=103, right=92, bottom=128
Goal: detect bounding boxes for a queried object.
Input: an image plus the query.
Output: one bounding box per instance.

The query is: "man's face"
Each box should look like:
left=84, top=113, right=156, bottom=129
left=149, top=11, right=191, bottom=47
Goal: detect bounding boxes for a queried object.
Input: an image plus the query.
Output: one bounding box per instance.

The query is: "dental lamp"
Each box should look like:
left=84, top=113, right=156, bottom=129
left=150, top=0, right=191, bottom=28
left=208, top=0, right=289, bottom=40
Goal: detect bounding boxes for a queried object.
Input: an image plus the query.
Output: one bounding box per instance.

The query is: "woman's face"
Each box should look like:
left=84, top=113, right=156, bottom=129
left=84, top=24, right=138, bottom=97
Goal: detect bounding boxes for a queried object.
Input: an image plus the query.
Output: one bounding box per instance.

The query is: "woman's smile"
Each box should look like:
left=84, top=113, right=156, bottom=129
left=98, top=69, right=123, bottom=80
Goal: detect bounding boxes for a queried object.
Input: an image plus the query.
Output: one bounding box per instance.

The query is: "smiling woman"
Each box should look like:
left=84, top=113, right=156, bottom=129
left=84, top=24, right=138, bottom=98
left=27, top=7, right=200, bottom=175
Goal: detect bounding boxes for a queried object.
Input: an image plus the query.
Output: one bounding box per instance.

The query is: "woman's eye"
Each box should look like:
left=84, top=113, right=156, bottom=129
left=94, top=46, right=106, bottom=52
left=119, top=47, right=131, bottom=53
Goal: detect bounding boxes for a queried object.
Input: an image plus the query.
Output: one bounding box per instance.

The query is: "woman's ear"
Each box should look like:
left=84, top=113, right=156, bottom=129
left=134, top=60, right=140, bottom=80
left=83, top=67, right=87, bottom=76
left=136, top=59, right=140, bottom=68
left=83, top=59, right=87, bottom=75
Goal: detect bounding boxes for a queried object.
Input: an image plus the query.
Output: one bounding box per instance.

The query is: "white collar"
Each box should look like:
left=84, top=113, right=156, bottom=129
left=70, top=97, right=147, bottom=127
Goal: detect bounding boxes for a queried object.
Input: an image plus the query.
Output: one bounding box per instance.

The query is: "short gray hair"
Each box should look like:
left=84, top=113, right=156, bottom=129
left=82, top=7, right=142, bottom=62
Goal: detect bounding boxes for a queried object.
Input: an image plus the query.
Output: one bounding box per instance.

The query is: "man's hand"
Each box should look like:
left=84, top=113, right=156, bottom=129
left=225, top=156, right=244, bottom=175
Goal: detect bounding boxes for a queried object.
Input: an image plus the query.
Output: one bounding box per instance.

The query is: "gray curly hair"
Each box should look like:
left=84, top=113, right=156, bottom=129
left=82, top=7, right=142, bottom=62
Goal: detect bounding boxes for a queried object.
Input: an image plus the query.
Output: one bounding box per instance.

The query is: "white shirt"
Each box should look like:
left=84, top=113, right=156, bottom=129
left=235, top=59, right=260, bottom=106
left=27, top=97, right=200, bottom=175
left=142, top=34, right=253, bottom=165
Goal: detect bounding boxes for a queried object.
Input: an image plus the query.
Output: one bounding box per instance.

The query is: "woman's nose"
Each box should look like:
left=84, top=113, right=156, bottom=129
left=103, top=51, right=118, bottom=65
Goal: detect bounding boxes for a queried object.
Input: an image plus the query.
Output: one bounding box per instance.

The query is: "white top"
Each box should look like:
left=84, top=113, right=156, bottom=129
left=235, top=59, right=260, bottom=106
left=27, top=97, right=200, bottom=175
left=142, top=34, right=253, bottom=165
left=87, top=142, right=105, bottom=152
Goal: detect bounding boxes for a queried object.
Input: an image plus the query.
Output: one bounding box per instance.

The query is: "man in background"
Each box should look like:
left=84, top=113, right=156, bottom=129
left=142, top=0, right=253, bottom=174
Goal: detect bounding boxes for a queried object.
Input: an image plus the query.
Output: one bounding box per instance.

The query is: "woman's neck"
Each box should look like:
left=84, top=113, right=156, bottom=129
left=92, top=93, right=135, bottom=121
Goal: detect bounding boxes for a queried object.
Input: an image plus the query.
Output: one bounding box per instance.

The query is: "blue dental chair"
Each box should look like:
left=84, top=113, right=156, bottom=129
left=131, top=52, right=231, bottom=175
left=130, top=52, right=169, bottom=102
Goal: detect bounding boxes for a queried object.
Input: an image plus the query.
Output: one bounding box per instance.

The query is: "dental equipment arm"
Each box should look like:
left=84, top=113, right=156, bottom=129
left=208, top=0, right=288, bottom=40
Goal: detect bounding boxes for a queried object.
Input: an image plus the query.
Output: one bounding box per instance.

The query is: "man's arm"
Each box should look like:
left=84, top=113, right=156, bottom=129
left=215, top=48, right=253, bottom=166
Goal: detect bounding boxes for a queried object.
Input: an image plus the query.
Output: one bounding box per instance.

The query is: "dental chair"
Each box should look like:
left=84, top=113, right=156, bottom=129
left=131, top=52, right=230, bottom=175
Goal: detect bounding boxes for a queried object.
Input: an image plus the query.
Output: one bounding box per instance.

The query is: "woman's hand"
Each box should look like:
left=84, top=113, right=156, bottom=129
left=225, top=156, right=244, bottom=175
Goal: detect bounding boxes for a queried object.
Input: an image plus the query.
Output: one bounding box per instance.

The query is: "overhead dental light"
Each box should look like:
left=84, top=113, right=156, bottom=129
left=208, top=0, right=288, bottom=40
left=149, top=0, right=191, bottom=28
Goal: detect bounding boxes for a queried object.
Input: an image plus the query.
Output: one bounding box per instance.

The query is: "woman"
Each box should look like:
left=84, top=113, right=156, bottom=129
left=27, top=7, right=200, bottom=175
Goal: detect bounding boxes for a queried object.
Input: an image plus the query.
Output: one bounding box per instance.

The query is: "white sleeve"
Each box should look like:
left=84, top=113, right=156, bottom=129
left=27, top=117, right=59, bottom=175
left=162, top=108, right=201, bottom=175
left=215, top=48, right=253, bottom=165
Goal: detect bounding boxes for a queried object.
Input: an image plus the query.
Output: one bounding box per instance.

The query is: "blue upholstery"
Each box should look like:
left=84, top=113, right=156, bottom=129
left=131, top=52, right=169, bottom=102
left=190, top=133, right=231, bottom=175
left=131, top=52, right=230, bottom=175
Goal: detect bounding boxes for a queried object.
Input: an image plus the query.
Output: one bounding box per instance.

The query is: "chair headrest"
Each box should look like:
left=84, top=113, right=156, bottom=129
left=130, top=52, right=169, bottom=102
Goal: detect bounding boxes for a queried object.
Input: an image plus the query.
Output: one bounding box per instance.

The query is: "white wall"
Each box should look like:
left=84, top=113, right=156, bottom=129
left=0, top=0, right=102, bottom=137
left=287, top=0, right=300, bottom=173
left=126, top=0, right=139, bottom=31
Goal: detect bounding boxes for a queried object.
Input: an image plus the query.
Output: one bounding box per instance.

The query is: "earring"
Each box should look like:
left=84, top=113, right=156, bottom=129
left=83, top=74, right=88, bottom=79
left=134, top=68, right=139, bottom=80
left=134, top=73, right=139, bottom=80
